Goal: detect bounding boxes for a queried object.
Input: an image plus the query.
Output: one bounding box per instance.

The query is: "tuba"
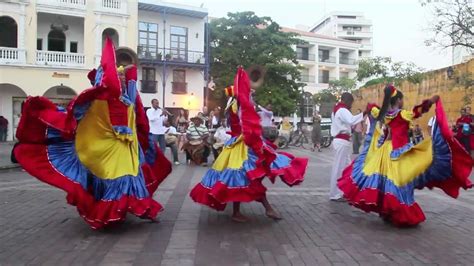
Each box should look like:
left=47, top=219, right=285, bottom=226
left=115, top=47, right=138, bottom=67
left=246, top=65, right=266, bottom=90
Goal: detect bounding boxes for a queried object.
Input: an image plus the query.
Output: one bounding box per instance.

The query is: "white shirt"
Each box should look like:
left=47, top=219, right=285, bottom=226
left=212, top=116, right=219, bottom=126
left=258, top=106, right=273, bottom=127
left=330, top=108, right=364, bottom=137
left=146, top=107, right=167, bottom=135
left=214, top=126, right=231, bottom=143
left=165, top=126, right=177, bottom=135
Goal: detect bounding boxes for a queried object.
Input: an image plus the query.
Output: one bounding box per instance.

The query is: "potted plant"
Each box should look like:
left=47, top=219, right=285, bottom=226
left=157, top=52, right=162, bottom=60
left=165, top=53, right=172, bottom=60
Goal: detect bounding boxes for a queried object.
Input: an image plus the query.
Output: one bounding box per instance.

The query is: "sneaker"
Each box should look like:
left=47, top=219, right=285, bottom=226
left=174, top=161, right=180, bottom=165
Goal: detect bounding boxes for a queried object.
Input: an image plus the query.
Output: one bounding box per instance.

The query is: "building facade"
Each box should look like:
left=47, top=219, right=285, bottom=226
left=310, top=11, right=373, bottom=59
left=0, top=0, right=138, bottom=141
left=0, top=0, right=208, bottom=141
left=136, top=0, right=209, bottom=117
left=453, top=46, right=474, bottom=65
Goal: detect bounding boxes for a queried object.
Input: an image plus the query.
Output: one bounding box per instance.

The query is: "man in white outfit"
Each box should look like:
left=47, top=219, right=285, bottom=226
left=329, top=93, right=364, bottom=201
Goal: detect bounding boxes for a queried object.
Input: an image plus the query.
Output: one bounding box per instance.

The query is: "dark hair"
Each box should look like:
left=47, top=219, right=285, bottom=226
left=341, top=92, right=354, bottom=104
left=378, top=85, right=404, bottom=122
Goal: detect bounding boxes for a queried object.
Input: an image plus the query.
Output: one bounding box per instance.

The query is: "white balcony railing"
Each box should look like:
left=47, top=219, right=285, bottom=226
left=0, top=47, right=26, bottom=64
left=36, top=51, right=85, bottom=67
left=37, top=0, right=86, bottom=10
left=97, top=0, right=127, bottom=14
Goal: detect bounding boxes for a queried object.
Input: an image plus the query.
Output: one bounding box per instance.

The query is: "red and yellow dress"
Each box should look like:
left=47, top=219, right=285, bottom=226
left=190, top=68, right=308, bottom=210
left=338, top=99, right=472, bottom=226
left=14, top=39, right=172, bottom=229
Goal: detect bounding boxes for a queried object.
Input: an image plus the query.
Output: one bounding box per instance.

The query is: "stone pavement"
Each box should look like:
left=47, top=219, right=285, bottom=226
left=0, top=148, right=473, bottom=265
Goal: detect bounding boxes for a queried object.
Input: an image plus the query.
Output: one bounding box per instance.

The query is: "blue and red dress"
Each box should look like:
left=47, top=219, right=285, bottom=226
left=338, top=99, right=472, bottom=226
left=14, top=39, right=172, bottom=229
left=190, top=68, right=308, bottom=210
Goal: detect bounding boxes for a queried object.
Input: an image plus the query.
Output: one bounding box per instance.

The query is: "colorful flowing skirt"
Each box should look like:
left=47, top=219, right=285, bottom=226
left=14, top=90, right=171, bottom=229
left=338, top=101, right=472, bottom=226
left=190, top=135, right=308, bottom=211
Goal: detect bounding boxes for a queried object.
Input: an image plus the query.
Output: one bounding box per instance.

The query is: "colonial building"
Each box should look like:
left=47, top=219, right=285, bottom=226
left=0, top=0, right=137, bottom=141
left=136, top=0, right=209, bottom=117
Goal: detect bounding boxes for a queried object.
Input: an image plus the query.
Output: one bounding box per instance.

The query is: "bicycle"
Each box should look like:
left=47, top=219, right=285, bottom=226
left=288, top=126, right=311, bottom=149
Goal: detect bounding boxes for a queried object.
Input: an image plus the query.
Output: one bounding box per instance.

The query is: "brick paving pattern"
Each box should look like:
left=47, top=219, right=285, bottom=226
left=0, top=148, right=473, bottom=265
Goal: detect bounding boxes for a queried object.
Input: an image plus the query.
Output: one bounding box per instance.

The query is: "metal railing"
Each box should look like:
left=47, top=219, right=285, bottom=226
left=318, top=56, right=336, bottom=63
left=138, top=46, right=206, bottom=65
left=0, top=47, right=26, bottom=64
left=300, top=75, right=316, bottom=83
left=318, top=76, right=337, bottom=84
left=339, top=58, right=357, bottom=65
left=140, top=80, right=157, bottom=93
left=296, top=52, right=316, bottom=61
left=96, top=0, right=127, bottom=14
left=38, top=0, right=86, bottom=9
left=36, top=50, right=85, bottom=67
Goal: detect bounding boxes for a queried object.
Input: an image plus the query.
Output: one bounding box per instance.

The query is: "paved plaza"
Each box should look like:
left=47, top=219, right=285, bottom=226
left=0, top=147, right=473, bottom=265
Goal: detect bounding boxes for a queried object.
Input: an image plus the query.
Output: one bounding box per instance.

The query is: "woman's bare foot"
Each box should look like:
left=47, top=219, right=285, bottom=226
left=231, top=212, right=250, bottom=223
left=266, top=209, right=282, bottom=220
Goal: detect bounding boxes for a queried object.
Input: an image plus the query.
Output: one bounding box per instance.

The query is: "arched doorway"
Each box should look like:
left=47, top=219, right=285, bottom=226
left=48, top=30, right=66, bottom=52
left=43, top=85, right=77, bottom=107
left=0, top=16, right=18, bottom=48
left=0, top=83, right=27, bottom=141
left=102, top=28, right=119, bottom=48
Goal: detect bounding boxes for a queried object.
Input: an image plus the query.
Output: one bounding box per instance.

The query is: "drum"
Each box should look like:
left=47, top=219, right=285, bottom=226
left=262, top=126, right=279, bottom=142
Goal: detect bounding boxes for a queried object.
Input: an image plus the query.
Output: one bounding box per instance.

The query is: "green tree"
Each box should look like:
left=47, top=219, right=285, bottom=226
left=209, top=11, right=304, bottom=115
left=356, top=57, right=424, bottom=87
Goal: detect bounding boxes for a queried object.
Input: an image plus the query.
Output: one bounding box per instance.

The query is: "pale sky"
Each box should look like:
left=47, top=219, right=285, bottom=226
left=177, top=0, right=452, bottom=70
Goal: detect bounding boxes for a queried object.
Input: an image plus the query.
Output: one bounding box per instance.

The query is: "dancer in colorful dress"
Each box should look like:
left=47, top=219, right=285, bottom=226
left=13, top=39, right=172, bottom=229
left=338, top=85, right=472, bottom=226
left=190, top=67, right=308, bottom=222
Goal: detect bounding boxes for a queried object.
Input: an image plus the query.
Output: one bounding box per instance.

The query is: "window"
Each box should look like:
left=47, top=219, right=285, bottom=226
left=0, top=16, right=18, bottom=48
left=172, top=69, right=187, bottom=94
left=141, top=67, right=156, bottom=93
left=358, top=51, right=362, bottom=57
left=170, top=26, right=188, bottom=61
left=37, top=39, right=43, bottom=50
left=337, top=15, right=356, bottom=19
left=70, top=42, right=78, bottom=53
left=138, top=22, right=158, bottom=59
left=296, top=46, right=309, bottom=60
left=48, top=30, right=66, bottom=52
left=319, top=70, right=330, bottom=83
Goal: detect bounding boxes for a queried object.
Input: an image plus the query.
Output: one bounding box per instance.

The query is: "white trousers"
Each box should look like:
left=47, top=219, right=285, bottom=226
left=329, top=139, right=352, bottom=200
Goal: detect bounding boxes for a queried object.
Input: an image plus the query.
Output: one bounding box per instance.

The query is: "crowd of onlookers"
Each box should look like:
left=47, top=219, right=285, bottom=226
left=146, top=99, right=231, bottom=166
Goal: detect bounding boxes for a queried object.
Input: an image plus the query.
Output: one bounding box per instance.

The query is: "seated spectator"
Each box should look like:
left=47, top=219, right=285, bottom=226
left=164, top=121, right=180, bottom=165
left=212, top=119, right=231, bottom=159
left=182, top=116, right=210, bottom=166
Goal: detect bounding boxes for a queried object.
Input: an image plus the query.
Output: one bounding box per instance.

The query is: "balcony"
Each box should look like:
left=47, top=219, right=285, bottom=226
left=138, top=47, right=206, bottom=67
left=318, top=76, right=336, bottom=84
left=140, top=80, right=157, bottom=93
left=36, top=51, right=85, bottom=67
left=339, top=58, right=357, bottom=65
left=296, top=52, right=316, bottom=61
left=300, top=75, right=316, bottom=83
left=37, top=0, right=86, bottom=12
left=172, top=82, right=187, bottom=94
left=318, top=56, right=336, bottom=64
left=0, top=47, right=26, bottom=64
left=96, top=0, right=128, bottom=15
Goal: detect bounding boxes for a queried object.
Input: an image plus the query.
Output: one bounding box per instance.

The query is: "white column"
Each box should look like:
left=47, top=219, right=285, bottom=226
left=335, top=47, right=340, bottom=80
left=18, top=4, right=26, bottom=50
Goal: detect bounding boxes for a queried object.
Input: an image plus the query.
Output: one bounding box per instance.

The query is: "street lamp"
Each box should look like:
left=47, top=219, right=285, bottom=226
left=447, top=66, right=454, bottom=79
